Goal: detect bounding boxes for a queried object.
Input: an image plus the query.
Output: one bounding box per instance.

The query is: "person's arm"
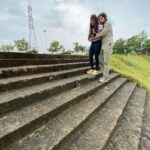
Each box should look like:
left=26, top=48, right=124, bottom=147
left=88, top=31, right=91, bottom=41
left=88, top=29, right=92, bottom=42
left=93, top=22, right=111, bottom=40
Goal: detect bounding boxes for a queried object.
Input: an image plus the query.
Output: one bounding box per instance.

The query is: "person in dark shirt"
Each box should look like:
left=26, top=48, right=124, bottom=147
left=87, top=14, right=102, bottom=75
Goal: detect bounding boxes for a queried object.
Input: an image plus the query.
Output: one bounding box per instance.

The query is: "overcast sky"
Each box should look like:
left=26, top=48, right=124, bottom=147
left=0, top=0, right=150, bottom=53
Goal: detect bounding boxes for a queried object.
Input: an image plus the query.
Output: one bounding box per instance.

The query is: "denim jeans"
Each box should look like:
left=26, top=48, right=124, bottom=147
left=89, top=40, right=102, bottom=70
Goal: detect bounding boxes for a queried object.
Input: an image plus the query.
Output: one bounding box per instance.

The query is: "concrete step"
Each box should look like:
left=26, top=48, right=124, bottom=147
left=0, top=72, right=106, bottom=116
left=4, top=75, right=125, bottom=150
left=0, top=62, right=89, bottom=79
left=0, top=52, right=88, bottom=59
left=104, top=87, right=146, bottom=150
left=0, top=73, right=120, bottom=150
left=66, top=82, right=136, bottom=150
left=0, top=66, right=90, bottom=93
left=0, top=58, right=88, bottom=67
left=139, top=96, right=150, bottom=150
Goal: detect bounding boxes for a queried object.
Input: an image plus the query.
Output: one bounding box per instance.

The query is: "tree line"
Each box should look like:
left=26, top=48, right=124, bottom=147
left=0, top=39, right=88, bottom=55
left=1, top=31, right=150, bottom=55
left=113, top=31, right=150, bottom=55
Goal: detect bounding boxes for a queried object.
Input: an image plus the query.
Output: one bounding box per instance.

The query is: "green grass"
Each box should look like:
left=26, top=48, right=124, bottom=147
left=110, top=55, right=150, bottom=95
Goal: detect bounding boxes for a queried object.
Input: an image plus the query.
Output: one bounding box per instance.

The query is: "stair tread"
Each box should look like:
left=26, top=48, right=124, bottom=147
left=0, top=58, right=88, bottom=61
left=0, top=73, right=94, bottom=104
left=0, top=66, right=90, bottom=85
left=0, top=62, right=88, bottom=72
left=104, top=87, right=146, bottom=150
left=67, top=82, right=136, bottom=150
left=0, top=52, right=88, bottom=59
left=139, top=96, right=150, bottom=150
left=6, top=76, right=126, bottom=150
left=0, top=73, right=118, bottom=140
left=0, top=59, right=88, bottom=68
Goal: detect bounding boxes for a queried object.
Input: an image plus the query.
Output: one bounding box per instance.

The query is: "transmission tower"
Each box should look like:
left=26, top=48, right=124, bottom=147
left=43, top=30, right=48, bottom=51
left=28, top=0, right=37, bottom=50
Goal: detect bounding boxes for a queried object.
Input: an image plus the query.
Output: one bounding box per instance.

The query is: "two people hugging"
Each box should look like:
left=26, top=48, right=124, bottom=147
left=87, top=12, right=113, bottom=83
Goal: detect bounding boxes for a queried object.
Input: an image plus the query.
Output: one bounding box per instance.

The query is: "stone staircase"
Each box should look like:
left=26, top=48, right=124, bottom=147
left=0, top=52, right=149, bottom=150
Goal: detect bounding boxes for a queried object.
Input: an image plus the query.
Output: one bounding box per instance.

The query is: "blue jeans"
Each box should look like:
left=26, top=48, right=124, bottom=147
left=89, top=40, right=102, bottom=70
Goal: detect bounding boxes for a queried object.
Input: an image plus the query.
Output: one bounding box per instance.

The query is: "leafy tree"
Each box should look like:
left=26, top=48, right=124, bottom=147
left=0, top=44, right=14, bottom=52
left=126, top=31, right=148, bottom=54
left=126, top=35, right=140, bottom=53
left=136, top=31, right=148, bottom=54
left=73, top=43, right=87, bottom=54
left=80, top=46, right=87, bottom=54
left=113, top=38, right=126, bottom=54
left=48, top=41, right=65, bottom=54
left=60, top=45, right=65, bottom=53
left=138, top=31, right=148, bottom=46
left=73, top=42, right=80, bottom=54
left=143, top=39, right=150, bottom=54
left=14, top=39, right=29, bottom=52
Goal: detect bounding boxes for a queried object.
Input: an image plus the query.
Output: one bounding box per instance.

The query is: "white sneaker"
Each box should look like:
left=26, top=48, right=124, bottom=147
left=91, top=70, right=100, bottom=76
left=87, top=69, right=94, bottom=74
left=99, top=76, right=109, bottom=83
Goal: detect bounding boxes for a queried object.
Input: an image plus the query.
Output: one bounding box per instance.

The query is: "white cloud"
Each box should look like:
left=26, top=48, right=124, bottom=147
left=0, top=0, right=150, bottom=52
left=0, top=15, right=9, bottom=21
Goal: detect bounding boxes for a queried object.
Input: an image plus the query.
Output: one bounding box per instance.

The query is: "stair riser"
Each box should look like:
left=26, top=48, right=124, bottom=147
left=0, top=68, right=90, bottom=93
left=0, top=52, right=88, bottom=59
left=51, top=79, right=128, bottom=150
left=0, top=70, right=113, bottom=115
left=139, top=96, right=150, bottom=150
left=0, top=59, right=88, bottom=67
left=103, top=86, right=144, bottom=150
left=0, top=75, right=119, bottom=150
left=0, top=63, right=89, bottom=79
left=0, top=73, right=101, bottom=116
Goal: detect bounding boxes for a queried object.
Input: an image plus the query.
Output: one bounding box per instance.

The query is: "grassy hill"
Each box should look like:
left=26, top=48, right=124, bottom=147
left=111, top=55, right=150, bottom=95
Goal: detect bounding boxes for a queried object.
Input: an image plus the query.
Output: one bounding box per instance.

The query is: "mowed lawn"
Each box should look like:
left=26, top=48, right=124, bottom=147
left=110, top=55, right=150, bottom=95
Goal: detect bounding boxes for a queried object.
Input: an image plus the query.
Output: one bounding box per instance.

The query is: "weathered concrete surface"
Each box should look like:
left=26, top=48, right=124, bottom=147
left=139, top=96, right=150, bottom=150
left=0, top=58, right=88, bottom=67
left=0, top=72, right=100, bottom=116
left=0, top=52, right=88, bottom=59
left=0, top=62, right=89, bottom=78
left=67, top=82, right=136, bottom=150
left=6, top=77, right=126, bottom=150
left=104, top=87, right=146, bottom=150
left=0, top=52, right=88, bottom=68
left=0, top=66, right=90, bottom=92
left=0, top=52, right=149, bottom=150
left=0, top=73, right=118, bottom=149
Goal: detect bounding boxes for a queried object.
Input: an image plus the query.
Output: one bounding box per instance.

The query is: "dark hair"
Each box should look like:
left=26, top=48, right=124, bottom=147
left=90, top=14, right=98, bottom=31
left=98, top=12, right=108, bottom=21
left=90, top=14, right=97, bottom=20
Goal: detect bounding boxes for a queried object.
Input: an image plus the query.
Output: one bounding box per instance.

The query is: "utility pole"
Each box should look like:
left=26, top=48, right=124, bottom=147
left=28, top=0, right=38, bottom=51
left=43, top=30, right=48, bottom=51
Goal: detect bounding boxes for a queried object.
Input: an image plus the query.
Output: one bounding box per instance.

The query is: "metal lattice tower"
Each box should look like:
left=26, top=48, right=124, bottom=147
left=28, top=0, right=37, bottom=50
